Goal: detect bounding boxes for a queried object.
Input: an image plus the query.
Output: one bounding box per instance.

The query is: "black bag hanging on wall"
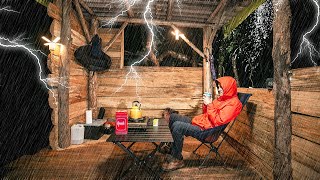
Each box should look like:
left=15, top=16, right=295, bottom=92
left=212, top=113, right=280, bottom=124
left=74, top=34, right=112, bottom=71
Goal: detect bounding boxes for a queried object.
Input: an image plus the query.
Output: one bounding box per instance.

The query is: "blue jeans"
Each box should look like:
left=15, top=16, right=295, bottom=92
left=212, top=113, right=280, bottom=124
left=169, top=114, right=202, bottom=160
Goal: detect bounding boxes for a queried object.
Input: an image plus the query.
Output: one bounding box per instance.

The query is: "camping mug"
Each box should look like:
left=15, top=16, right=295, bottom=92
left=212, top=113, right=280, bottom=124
left=203, top=92, right=212, bottom=98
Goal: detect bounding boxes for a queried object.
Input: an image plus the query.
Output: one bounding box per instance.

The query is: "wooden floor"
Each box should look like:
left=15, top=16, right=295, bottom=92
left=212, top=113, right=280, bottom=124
left=1, top=135, right=261, bottom=180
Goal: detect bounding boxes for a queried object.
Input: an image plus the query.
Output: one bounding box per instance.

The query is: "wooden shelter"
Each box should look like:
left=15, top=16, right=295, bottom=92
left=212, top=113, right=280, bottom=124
left=40, top=0, right=320, bottom=179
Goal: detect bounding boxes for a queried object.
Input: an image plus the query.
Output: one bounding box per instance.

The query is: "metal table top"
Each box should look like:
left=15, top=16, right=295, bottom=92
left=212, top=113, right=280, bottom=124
left=107, top=119, right=173, bottom=143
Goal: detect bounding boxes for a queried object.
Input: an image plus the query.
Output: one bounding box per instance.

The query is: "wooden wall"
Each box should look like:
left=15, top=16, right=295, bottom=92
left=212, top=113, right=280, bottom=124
left=47, top=2, right=126, bottom=148
left=96, top=67, right=203, bottom=118
left=226, top=88, right=274, bottom=179
left=290, top=66, right=320, bottom=179
left=47, top=3, right=88, bottom=148
left=226, top=66, right=320, bottom=179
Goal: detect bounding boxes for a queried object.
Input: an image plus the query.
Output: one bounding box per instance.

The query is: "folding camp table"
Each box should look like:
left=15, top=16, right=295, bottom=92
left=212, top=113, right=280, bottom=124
left=107, top=119, right=173, bottom=179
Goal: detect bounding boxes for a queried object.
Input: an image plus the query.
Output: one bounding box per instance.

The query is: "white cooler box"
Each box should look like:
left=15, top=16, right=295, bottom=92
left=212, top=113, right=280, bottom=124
left=71, top=124, right=85, bottom=144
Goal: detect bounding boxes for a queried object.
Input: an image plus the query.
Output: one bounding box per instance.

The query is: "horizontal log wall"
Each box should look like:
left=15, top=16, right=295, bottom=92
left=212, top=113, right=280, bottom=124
left=290, top=66, right=320, bottom=179
left=96, top=67, right=203, bottom=118
left=226, top=88, right=274, bottom=179
left=227, top=66, right=320, bottom=179
left=48, top=2, right=88, bottom=148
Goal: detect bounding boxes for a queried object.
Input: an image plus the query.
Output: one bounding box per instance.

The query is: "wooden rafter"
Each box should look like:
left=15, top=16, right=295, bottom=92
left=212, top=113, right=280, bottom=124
left=74, top=0, right=91, bottom=43
left=171, top=25, right=205, bottom=58
left=166, top=0, right=174, bottom=20
left=125, top=0, right=134, bottom=18
left=207, top=0, right=228, bottom=23
left=79, top=0, right=94, bottom=15
left=103, top=22, right=128, bottom=52
left=99, top=17, right=213, bottom=28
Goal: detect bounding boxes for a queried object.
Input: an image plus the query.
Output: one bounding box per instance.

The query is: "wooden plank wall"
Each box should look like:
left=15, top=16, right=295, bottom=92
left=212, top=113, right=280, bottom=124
left=227, top=88, right=275, bottom=179
left=47, top=2, right=88, bottom=148
left=290, top=66, right=320, bottom=179
left=96, top=67, right=203, bottom=118
left=227, top=66, right=320, bottom=179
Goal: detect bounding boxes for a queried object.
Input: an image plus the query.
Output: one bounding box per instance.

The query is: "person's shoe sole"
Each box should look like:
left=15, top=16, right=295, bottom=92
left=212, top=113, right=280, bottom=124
left=162, top=162, right=185, bottom=172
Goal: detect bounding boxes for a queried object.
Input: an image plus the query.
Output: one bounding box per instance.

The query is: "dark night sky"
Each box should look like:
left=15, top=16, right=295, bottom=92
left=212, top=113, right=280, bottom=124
left=0, top=0, right=52, bottom=167
left=0, top=0, right=319, bottom=168
left=291, top=0, right=320, bottom=68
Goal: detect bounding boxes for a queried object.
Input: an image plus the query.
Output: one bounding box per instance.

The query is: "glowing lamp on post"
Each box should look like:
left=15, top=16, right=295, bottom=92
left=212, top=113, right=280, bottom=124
left=42, top=36, right=61, bottom=55
left=171, top=30, right=180, bottom=40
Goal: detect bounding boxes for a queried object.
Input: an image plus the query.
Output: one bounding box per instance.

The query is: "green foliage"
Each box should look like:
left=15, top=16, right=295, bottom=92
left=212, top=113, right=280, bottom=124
left=35, top=0, right=51, bottom=7
left=214, top=0, right=273, bottom=88
left=224, top=0, right=266, bottom=37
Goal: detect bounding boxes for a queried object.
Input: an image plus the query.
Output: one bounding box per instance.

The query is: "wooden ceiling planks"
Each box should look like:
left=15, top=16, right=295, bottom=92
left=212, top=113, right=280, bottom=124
left=81, top=0, right=254, bottom=28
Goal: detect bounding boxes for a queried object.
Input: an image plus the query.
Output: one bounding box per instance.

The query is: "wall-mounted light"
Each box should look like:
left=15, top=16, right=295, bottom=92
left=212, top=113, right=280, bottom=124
left=42, top=36, right=61, bottom=51
left=171, top=30, right=183, bottom=40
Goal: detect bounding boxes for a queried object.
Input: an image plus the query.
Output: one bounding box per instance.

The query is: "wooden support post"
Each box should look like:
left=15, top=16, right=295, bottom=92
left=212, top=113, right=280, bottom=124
left=58, top=0, right=72, bottom=148
left=48, top=0, right=62, bottom=151
left=74, top=0, right=91, bottom=43
left=203, top=27, right=215, bottom=95
left=91, top=16, right=99, bottom=35
left=120, top=29, right=124, bottom=69
left=272, top=0, right=292, bottom=179
left=103, top=22, right=128, bottom=52
left=171, top=25, right=205, bottom=58
left=166, top=0, right=174, bottom=20
left=88, top=17, right=99, bottom=118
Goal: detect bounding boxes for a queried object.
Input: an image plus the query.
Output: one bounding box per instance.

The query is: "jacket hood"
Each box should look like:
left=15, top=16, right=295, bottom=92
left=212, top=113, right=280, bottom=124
left=217, top=76, right=238, bottom=100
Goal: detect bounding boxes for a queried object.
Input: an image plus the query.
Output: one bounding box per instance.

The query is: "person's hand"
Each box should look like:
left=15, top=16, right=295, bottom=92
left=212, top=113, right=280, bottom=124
left=203, top=95, right=212, bottom=105
left=163, top=111, right=170, bottom=123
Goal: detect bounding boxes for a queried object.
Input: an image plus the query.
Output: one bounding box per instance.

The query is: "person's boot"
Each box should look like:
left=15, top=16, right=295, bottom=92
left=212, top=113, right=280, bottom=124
left=162, top=156, right=184, bottom=171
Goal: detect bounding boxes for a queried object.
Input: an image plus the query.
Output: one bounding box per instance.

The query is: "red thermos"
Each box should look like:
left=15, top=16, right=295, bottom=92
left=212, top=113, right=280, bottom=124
left=115, top=111, right=128, bottom=135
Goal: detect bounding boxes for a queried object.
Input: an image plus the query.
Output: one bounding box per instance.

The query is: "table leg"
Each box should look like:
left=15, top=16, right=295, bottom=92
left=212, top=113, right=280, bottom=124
left=115, top=142, right=161, bottom=179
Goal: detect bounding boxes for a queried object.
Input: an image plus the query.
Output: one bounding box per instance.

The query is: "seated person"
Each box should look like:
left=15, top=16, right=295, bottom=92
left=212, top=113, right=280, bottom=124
left=162, top=76, right=242, bottom=171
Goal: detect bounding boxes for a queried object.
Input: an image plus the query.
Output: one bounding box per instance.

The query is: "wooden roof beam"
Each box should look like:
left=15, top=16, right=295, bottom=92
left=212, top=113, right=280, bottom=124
left=207, top=0, right=228, bottom=23
left=171, top=25, right=205, bottom=58
left=99, top=17, right=213, bottom=28
left=103, top=22, right=128, bottom=52
left=166, top=0, right=174, bottom=20
left=79, top=0, right=95, bottom=15
left=125, top=0, right=134, bottom=18
left=74, top=0, right=91, bottom=43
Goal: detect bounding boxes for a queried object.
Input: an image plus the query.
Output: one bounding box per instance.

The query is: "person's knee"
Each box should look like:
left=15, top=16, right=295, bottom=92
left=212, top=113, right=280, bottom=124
left=170, top=113, right=180, bottom=121
left=163, top=108, right=179, bottom=123
left=172, top=121, right=184, bottom=135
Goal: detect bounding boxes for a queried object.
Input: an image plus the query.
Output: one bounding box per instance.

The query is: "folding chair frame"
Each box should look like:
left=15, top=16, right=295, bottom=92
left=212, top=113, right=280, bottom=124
left=192, top=93, right=252, bottom=168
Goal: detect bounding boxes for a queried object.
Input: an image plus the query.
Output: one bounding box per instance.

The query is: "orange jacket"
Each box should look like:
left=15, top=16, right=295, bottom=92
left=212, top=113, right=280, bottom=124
left=191, top=76, right=242, bottom=130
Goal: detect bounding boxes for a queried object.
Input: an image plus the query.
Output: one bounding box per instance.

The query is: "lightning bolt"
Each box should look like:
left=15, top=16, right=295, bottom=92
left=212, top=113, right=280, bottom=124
left=101, top=0, right=139, bottom=28
left=103, top=0, right=182, bottom=100
left=291, top=0, right=320, bottom=66
left=0, top=6, right=20, bottom=13
left=0, top=37, right=62, bottom=104
left=100, top=0, right=155, bottom=100
left=0, top=6, right=64, bottom=105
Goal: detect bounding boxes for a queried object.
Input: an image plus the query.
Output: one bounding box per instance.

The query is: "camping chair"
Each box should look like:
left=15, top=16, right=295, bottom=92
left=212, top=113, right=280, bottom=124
left=192, top=92, right=252, bottom=168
